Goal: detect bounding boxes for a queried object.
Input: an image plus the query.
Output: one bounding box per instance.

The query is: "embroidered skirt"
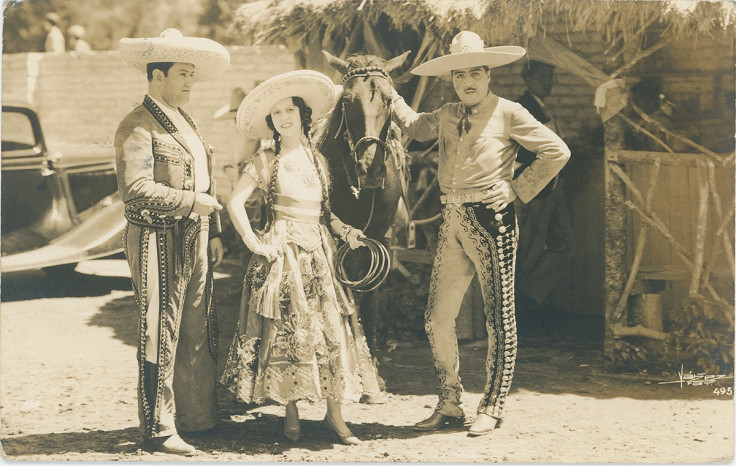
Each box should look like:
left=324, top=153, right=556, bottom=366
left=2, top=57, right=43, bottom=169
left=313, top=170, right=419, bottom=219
left=221, top=221, right=383, bottom=405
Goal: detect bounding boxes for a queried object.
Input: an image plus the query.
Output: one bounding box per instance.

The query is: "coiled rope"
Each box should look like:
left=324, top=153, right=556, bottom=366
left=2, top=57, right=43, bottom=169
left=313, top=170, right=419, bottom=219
left=335, top=237, right=391, bottom=293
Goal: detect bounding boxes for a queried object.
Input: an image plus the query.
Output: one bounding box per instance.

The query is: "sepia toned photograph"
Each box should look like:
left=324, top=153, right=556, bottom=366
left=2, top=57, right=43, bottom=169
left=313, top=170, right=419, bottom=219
left=1, top=0, right=734, bottom=462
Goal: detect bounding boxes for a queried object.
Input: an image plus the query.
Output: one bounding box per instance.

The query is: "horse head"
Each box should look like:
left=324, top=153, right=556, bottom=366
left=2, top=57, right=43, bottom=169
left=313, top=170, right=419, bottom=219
left=322, top=50, right=409, bottom=194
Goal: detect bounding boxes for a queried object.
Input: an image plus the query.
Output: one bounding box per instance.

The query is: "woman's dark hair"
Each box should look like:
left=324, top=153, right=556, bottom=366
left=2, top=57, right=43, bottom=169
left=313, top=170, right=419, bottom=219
left=262, top=96, right=332, bottom=231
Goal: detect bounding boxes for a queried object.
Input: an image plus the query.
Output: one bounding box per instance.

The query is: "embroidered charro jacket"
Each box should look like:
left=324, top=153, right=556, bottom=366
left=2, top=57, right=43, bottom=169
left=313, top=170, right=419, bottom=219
left=114, top=95, right=222, bottom=238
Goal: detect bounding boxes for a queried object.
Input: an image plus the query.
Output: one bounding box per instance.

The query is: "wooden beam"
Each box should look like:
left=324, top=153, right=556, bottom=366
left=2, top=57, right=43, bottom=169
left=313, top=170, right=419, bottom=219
left=608, top=150, right=728, bottom=167
left=689, top=163, right=709, bottom=296
left=612, top=159, right=661, bottom=323
left=604, top=114, right=628, bottom=359
left=612, top=324, right=669, bottom=341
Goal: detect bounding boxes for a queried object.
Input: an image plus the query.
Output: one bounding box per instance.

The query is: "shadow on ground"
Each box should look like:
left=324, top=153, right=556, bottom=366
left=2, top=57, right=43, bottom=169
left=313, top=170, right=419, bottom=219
left=0, top=414, right=440, bottom=457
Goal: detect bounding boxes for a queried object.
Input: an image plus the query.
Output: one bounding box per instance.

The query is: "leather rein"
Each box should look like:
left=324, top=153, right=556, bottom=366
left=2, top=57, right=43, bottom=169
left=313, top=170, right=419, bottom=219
left=336, top=66, right=396, bottom=198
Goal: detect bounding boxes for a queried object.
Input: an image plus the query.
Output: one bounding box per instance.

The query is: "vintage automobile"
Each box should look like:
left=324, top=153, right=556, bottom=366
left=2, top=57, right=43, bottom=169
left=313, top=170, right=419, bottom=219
left=1, top=97, right=125, bottom=273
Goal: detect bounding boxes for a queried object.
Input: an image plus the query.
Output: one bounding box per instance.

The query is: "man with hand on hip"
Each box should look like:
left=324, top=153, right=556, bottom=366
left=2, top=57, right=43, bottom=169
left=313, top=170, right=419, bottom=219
left=115, top=28, right=229, bottom=455
left=391, top=31, right=570, bottom=437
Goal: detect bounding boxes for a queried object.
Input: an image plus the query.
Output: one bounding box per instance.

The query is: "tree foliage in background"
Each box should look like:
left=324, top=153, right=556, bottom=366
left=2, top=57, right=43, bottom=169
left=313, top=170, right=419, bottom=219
left=2, top=0, right=207, bottom=53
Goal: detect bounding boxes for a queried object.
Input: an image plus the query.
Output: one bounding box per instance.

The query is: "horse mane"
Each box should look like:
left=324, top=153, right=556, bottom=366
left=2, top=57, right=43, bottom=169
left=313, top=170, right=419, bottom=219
left=313, top=87, right=344, bottom=153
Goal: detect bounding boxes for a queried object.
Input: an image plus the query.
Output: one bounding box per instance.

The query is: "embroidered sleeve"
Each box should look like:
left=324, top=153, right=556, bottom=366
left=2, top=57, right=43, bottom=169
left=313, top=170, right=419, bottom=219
left=242, top=161, right=267, bottom=192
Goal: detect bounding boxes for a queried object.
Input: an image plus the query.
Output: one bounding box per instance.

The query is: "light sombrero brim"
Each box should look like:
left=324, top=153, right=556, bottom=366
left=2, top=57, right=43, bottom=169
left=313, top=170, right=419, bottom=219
left=236, top=70, right=337, bottom=140
left=119, top=31, right=230, bottom=82
left=411, top=46, right=527, bottom=76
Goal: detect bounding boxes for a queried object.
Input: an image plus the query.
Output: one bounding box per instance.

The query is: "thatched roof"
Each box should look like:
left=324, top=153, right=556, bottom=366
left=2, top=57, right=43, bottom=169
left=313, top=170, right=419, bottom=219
left=233, top=0, right=735, bottom=48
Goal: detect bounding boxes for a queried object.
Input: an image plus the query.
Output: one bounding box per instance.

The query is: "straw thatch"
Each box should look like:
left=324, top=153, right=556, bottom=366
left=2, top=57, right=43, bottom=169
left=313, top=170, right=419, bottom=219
left=232, top=0, right=735, bottom=49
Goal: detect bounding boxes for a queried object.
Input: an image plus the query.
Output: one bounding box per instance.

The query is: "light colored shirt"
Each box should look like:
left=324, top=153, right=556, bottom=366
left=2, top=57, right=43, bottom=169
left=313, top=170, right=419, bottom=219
left=72, top=39, right=91, bottom=53
left=392, top=90, right=570, bottom=203
left=44, top=27, right=65, bottom=52
left=149, top=95, right=210, bottom=193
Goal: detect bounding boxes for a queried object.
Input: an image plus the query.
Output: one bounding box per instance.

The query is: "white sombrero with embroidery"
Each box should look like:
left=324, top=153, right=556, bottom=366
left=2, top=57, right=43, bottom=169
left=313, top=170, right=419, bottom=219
left=119, top=28, right=230, bottom=82
left=236, top=70, right=337, bottom=139
left=411, top=31, right=526, bottom=76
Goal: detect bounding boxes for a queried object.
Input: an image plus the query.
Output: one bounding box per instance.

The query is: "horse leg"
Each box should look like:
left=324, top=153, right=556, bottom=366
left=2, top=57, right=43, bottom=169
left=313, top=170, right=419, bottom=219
left=348, top=293, right=388, bottom=403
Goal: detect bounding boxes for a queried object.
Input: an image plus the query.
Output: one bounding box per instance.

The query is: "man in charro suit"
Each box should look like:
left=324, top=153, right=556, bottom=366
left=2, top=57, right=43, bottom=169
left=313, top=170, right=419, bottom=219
left=115, top=28, right=229, bottom=455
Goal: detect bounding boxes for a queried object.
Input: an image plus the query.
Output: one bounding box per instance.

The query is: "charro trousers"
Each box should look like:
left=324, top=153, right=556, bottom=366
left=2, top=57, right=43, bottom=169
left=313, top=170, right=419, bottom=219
left=425, top=202, right=518, bottom=422
left=124, top=217, right=218, bottom=439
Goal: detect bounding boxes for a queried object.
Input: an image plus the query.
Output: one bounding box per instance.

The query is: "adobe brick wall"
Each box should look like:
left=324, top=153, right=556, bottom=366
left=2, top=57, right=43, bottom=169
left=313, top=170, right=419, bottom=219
left=2, top=46, right=296, bottom=197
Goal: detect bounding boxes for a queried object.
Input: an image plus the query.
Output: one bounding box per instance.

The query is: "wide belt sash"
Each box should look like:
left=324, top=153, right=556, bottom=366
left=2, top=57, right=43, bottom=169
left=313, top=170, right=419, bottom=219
left=440, top=190, right=488, bottom=205
left=273, top=193, right=321, bottom=224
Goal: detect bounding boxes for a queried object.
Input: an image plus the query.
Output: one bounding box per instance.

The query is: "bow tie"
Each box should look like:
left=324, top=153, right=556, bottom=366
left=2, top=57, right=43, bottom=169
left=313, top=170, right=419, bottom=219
left=457, top=105, right=473, bottom=136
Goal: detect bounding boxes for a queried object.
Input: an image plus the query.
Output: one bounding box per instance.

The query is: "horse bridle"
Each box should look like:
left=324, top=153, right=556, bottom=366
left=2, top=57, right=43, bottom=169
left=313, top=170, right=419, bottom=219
left=332, top=66, right=395, bottom=292
left=337, top=66, right=395, bottom=197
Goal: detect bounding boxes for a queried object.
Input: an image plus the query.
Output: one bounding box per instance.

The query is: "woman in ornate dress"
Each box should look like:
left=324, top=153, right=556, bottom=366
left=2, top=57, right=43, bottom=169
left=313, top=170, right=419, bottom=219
left=220, top=70, right=384, bottom=445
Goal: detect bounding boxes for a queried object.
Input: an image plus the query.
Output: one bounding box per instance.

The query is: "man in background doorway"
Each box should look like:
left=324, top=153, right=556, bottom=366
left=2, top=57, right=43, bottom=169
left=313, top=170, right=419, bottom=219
left=513, top=59, right=573, bottom=337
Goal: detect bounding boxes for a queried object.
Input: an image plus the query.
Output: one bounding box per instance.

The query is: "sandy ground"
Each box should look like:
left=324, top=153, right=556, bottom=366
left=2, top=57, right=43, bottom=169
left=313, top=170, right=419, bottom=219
left=0, top=256, right=733, bottom=463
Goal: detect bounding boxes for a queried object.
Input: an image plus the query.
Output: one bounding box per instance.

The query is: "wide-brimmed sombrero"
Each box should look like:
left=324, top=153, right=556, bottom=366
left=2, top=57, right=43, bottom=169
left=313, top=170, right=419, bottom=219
left=119, top=28, right=229, bottom=82
left=236, top=70, right=337, bottom=139
left=411, top=31, right=526, bottom=76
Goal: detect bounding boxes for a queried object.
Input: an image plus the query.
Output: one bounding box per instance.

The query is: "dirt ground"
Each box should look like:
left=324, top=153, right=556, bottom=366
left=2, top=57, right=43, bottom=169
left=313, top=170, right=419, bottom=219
left=0, top=256, right=733, bottom=463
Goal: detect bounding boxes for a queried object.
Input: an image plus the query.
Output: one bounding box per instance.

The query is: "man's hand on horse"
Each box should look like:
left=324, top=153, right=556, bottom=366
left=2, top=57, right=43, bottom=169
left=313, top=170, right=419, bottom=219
left=482, top=180, right=517, bottom=211
left=346, top=228, right=367, bottom=249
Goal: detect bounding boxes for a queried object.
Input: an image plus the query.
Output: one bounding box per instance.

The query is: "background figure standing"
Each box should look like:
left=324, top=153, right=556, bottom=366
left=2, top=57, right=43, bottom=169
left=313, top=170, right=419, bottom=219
left=513, top=59, right=573, bottom=336
left=115, top=28, right=229, bottom=456
left=42, top=12, right=65, bottom=52
left=392, top=31, right=570, bottom=437
left=67, top=24, right=91, bottom=53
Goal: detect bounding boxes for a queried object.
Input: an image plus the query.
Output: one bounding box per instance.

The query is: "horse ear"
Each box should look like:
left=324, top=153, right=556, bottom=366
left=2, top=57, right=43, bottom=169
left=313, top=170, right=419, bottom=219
left=322, top=50, right=349, bottom=74
left=383, top=50, right=411, bottom=73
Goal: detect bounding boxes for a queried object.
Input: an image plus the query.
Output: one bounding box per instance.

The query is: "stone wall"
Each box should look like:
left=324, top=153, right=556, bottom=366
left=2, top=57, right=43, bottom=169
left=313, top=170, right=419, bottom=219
left=2, top=46, right=296, bottom=197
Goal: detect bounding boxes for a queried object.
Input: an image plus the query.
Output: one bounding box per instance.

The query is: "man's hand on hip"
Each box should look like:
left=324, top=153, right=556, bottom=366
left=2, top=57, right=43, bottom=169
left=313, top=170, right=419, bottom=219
left=192, top=193, right=222, bottom=216
left=482, top=180, right=517, bottom=211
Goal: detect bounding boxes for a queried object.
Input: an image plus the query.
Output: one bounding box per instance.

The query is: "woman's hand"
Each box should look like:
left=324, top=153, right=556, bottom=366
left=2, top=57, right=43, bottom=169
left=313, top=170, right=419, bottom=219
left=345, top=228, right=366, bottom=250
left=250, top=242, right=282, bottom=262
left=241, top=231, right=281, bottom=261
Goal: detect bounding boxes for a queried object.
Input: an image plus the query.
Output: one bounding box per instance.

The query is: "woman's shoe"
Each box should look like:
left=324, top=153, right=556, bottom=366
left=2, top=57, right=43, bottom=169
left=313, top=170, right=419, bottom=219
left=283, top=403, right=301, bottom=442
left=283, top=421, right=301, bottom=442
left=324, top=416, right=360, bottom=445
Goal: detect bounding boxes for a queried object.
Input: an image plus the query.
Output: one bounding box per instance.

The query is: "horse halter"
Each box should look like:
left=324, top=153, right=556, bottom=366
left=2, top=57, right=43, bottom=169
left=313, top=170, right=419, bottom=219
left=338, top=66, right=395, bottom=197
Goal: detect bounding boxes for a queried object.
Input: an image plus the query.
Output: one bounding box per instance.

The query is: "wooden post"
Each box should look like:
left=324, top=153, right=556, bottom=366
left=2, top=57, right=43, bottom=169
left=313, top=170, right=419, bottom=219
left=603, top=33, right=627, bottom=367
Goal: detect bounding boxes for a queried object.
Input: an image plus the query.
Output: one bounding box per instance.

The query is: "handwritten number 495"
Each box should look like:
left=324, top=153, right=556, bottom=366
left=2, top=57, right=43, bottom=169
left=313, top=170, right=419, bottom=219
left=713, top=387, right=733, bottom=396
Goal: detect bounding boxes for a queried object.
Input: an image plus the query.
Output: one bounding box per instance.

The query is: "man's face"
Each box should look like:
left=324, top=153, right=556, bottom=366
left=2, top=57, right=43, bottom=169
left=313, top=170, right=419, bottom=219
left=157, top=63, right=196, bottom=108
left=451, top=66, right=491, bottom=107
left=525, top=66, right=554, bottom=99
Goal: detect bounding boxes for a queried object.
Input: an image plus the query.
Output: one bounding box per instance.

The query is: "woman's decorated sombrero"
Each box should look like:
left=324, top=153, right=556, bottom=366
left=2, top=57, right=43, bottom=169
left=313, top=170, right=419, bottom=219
left=411, top=31, right=526, bottom=76
left=236, top=70, right=337, bottom=139
left=119, top=28, right=230, bottom=82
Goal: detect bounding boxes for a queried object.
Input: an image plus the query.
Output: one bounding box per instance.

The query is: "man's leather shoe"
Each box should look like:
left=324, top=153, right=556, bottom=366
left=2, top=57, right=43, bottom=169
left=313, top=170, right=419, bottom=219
left=467, top=413, right=499, bottom=437
left=414, top=411, right=465, bottom=431
left=144, top=434, right=196, bottom=456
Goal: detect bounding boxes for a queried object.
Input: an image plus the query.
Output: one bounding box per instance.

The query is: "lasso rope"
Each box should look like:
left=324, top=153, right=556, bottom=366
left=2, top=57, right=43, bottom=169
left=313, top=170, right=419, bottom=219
left=335, top=237, right=390, bottom=293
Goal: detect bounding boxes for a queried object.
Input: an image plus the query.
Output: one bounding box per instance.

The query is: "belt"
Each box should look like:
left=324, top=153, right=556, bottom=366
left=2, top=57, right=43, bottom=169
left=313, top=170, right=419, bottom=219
left=440, top=191, right=487, bottom=205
